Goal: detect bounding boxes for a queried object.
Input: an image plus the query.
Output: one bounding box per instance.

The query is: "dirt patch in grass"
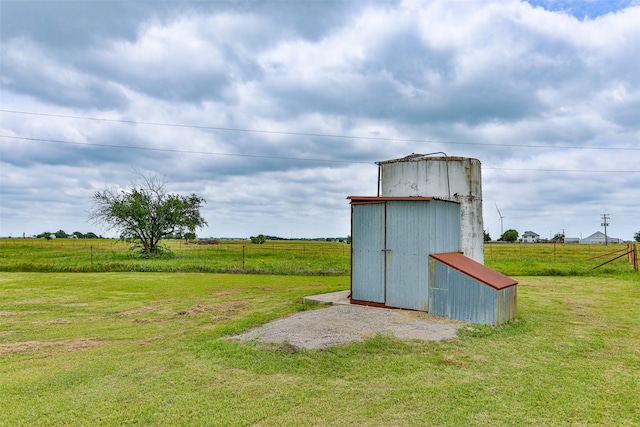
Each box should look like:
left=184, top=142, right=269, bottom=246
left=518, top=282, right=557, bottom=289
left=118, top=305, right=159, bottom=317
left=0, top=338, right=101, bottom=355
left=138, top=337, right=162, bottom=345
left=0, top=311, right=40, bottom=316
left=132, top=318, right=167, bottom=323
left=117, top=300, right=178, bottom=317
left=178, top=304, right=217, bottom=315
left=566, top=300, right=592, bottom=318
left=177, top=301, right=247, bottom=317
left=213, top=290, right=240, bottom=297
left=45, top=319, right=72, bottom=325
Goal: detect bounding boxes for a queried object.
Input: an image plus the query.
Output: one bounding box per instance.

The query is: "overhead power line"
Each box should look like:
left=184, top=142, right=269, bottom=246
left=1, top=109, right=639, bottom=151
left=3, top=134, right=639, bottom=173
left=0, top=135, right=370, bottom=164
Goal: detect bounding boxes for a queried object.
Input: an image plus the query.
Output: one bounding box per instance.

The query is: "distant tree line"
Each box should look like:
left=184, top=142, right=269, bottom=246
left=250, top=234, right=349, bottom=243
left=36, top=230, right=102, bottom=240
left=163, top=232, right=197, bottom=240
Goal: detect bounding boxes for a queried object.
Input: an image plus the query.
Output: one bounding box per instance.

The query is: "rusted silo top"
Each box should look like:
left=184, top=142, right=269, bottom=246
left=376, top=154, right=480, bottom=165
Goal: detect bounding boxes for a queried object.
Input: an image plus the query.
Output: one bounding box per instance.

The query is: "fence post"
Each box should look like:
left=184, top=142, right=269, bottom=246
left=242, top=245, right=245, bottom=270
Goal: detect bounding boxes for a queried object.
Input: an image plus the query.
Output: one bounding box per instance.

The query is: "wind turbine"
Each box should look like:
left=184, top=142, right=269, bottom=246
left=495, top=203, right=504, bottom=236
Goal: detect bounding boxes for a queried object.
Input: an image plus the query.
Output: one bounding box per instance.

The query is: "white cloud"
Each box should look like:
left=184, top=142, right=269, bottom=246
left=1, top=0, right=639, bottom=240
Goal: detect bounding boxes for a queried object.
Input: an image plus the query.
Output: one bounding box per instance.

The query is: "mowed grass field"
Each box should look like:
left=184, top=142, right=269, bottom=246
left=1, top=239, right=639, bottom=426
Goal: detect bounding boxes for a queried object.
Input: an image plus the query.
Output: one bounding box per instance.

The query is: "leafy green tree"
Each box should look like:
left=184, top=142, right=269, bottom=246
left=89, top=173, right=207, bottom=256
left=72, top=231, right=84, bottom=239
left=501, top=229, right=519, bottom=242
left=552, top=233, right=565, bottom=242
left=184, top=232, right=196, bottom=240
left=37, top=232, right=53, bottom=240
left=634, top=231, right=640, bottom=242
left=484, top=229, right=491, bottom=242
left=250, top=234, right=266, bottom=244
left=54, top=230, right=68, bottom=238
left=84, top=232, right=99, bottom=239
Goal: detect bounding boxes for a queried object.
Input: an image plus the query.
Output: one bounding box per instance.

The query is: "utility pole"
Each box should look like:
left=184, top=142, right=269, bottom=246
left=601, top=214, right=610, bottom=246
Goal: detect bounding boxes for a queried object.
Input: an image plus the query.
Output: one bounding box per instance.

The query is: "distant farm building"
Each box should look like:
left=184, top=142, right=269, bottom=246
left=521, top=231, right=540, bottom=243
left=580, top=231, right=621, bottom=244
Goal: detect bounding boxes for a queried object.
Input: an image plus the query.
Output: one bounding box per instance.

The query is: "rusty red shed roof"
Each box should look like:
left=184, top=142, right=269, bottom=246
left=430, top=252, right=518, bottom=290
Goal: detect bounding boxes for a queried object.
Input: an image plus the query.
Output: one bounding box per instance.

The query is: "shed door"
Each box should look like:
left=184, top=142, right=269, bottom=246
left=351, top=201, right=429, bottom=311
left=351, top=203, right=385, bottom=303
left=385, top=201, right=429, bottom=311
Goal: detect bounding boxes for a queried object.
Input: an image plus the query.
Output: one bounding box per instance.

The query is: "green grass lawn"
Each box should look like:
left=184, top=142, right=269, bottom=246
left=1, top=272, right=638, bottom=426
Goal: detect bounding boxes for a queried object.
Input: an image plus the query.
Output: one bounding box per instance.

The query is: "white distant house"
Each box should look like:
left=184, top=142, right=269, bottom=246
left=580, top=231, right=621, bottom=244
left=521, top=231, right=540, bottom=243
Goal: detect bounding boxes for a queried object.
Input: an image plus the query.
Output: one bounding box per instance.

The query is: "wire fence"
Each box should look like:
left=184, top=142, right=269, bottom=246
left=2, top=238, right=634, bottom=258
left=484, top=241, right=634, bottom=262
left=1, top=238, right=636, bottom=274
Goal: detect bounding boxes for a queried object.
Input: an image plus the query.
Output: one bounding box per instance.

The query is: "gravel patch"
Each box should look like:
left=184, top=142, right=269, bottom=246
left=234, top=296, right=462, bottom=350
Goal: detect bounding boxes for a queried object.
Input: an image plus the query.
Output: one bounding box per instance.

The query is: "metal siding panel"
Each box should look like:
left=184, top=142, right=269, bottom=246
left=495, top=286, right=517, bottom=325
left=430, top=257, right=516, bottom=325
left=429, top=257, right=436, bottom=313
left=429, top=200, right=461, bottom=255
left=429, top=257, right=445, bottom=316
left=385, top=201, right=430, bottom=311
left=351, top=203, right=386, bottom=303
left=478, top=283, right=497, bottom=325
left=430, top=258, right=453, bottom=319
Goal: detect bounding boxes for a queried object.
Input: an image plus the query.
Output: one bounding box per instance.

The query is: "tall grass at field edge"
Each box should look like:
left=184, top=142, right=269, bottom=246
left=0, top=238, right=636, bottom=277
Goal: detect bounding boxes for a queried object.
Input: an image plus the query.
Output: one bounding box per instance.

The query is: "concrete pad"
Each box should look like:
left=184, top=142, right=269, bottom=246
left=234, top=291, right=463, bottom=350
left=303, top=290, right=351, bottom=305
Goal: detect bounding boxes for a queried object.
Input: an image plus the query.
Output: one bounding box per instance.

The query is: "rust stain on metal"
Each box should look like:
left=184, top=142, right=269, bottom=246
left=350, top=298, right=420, bottom=312
left=348, top=196, right=438, bottom=204
left=376, top=154, right=475, bottom=165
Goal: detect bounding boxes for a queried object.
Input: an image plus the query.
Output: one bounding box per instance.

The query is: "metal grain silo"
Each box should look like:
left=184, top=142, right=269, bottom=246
left=377, top=154, right=485, bottom=264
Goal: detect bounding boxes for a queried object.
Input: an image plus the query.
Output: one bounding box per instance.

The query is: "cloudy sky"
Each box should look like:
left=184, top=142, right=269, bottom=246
left=1, top=0, right=639, bottom=241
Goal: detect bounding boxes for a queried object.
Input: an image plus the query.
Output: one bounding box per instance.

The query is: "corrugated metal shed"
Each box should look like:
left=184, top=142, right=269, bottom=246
left=348, top=155, right=517, bottom=326
left=349, top=197, right=461, bottom=311
left=429, top=252, right=517, bottom=325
